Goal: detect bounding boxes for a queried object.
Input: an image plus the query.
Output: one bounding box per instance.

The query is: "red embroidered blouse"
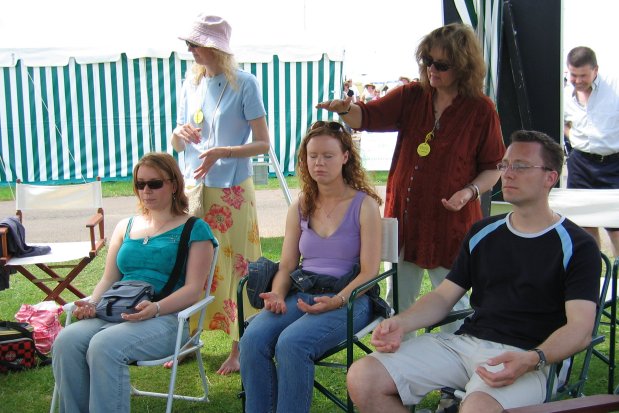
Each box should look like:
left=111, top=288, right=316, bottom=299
left=359, top=83, right=505, bottom=269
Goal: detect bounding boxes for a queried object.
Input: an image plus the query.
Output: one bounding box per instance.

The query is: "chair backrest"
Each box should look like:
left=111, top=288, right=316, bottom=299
left=16, top=181, right=103, bottom=211
left=381, top=217, right=398, bottom=264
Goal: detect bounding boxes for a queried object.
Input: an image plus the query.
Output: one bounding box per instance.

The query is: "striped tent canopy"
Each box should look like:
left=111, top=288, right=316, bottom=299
left=0, top=45, right=344, bottom=184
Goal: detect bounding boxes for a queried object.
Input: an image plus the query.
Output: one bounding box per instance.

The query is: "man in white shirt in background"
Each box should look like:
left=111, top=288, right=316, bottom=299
left=564, top=46, right=619, bottom=256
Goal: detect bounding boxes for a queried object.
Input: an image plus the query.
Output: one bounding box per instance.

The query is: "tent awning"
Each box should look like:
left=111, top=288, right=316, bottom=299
left=0, top=44, right=345, bottom=68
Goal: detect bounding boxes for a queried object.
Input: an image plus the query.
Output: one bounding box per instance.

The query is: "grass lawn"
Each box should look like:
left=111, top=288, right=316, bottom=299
left=0, top=174, right=616, bottom=411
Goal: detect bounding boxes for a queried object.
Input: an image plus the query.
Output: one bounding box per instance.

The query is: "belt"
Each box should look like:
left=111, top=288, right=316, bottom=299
left=574, top=149, right=619, bottom=163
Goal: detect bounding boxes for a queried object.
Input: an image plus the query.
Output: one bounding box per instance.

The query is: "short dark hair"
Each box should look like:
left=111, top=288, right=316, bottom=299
left=509, top=130, right=564, bottom=176
left=567, top=46, right=597, bottom=68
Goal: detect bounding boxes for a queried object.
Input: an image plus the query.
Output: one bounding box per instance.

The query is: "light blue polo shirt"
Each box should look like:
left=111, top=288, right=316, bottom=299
left=177, top=69, right=266, bottom=187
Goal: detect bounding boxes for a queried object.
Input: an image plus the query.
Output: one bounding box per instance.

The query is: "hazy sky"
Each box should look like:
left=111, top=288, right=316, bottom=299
left=1, top=0, right=618, bottom=80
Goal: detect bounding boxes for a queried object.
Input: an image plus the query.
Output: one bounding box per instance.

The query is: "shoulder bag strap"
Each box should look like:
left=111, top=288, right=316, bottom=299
left=155, top=216, right=198, bottom=300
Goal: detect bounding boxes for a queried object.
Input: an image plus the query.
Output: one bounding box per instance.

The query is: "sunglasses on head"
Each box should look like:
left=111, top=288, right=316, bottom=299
left=422, top=56, right=452, bottom=72
left=185, top=40, right=200, bottom=49
left=309, top=121, right=346, bottom=133
left=135, top=179, right=172, bottom=190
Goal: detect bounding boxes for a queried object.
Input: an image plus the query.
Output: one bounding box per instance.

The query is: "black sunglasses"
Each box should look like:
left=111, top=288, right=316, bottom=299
left=309, top=121, right=346, bottom=133
left=135, top=179, right=172, bottom=190
left=421, top=56, right=452, bottom=72
left=185, top=40, right=200, bottom=49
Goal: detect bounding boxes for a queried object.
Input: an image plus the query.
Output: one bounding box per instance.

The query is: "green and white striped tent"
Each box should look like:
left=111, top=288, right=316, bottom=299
left=0, top=45, right=344, bottom=184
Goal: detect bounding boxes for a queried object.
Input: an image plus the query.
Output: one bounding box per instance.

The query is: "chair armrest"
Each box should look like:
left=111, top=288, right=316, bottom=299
left=85, top=212, right=104, bottom=228
left=86, top=211, right=106, bottom=254
left=62, top=297, right=91, bottom=326
left=177, top=295, right=215, bottom=320
left=425, top=309, right=474, bottom=332
left=348, top=267, right=396, bottom=305
left=0, top=226, right=8, bottom=263
left=502, top=394, right=619, bottom=413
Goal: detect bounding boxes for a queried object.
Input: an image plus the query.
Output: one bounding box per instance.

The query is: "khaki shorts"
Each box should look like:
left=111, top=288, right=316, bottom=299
left=369, top=333, right=550, bottom=409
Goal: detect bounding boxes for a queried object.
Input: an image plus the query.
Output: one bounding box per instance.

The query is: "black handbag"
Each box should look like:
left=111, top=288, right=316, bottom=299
left=95, top=217, right=198, bottom=322
left=0, top=321, right=50, bottom=373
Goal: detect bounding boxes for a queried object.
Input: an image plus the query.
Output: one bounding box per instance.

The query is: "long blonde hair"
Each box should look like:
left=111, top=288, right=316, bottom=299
left=297, top=122, right=382, bottom=218
left=190, top=48, right=239, bottom=90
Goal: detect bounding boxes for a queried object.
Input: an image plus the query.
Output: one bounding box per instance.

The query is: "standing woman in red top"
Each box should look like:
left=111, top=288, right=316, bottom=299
left=317, top=23, right=505, bottom=330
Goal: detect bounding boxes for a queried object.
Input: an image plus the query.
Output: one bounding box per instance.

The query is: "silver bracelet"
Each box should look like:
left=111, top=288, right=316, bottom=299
left=466, top=183, right=480, bottom=200
left=154, top=302, right=161, bottom=318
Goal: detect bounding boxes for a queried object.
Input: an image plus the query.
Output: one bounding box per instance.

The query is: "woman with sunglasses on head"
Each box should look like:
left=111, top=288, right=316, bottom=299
left=52, top=152, right=217, bottom=413
left=239, top=121, right=383, bottom=413
left=317, top=23, right=505, bottom=330
left=171, top=14, right=270, bottom=374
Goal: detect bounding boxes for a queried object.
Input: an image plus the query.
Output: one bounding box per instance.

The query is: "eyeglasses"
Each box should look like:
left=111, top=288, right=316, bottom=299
left=496, top=162, right=553, bottom=173
left=135, top=179, right=172, bottom=190
left=421, top=56, right=452, bottom=72
left=309, top=121, right=346, bottom=133
left=185, top=40, right=200, bottom=49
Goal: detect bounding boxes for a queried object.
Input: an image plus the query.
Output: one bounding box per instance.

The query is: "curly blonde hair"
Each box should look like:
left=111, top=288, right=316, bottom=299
left=297, top=122, right=382, bottom=218
left=416, top=23, right=486, bottom=98
left=190, top=48, right=239, bottom=90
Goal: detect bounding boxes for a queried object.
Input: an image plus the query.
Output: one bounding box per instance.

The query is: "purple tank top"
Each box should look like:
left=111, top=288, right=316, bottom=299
left=299, top=191, right=366, bottom=277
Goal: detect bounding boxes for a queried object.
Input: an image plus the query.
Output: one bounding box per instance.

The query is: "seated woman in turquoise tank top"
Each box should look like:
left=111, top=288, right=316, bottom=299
left=52, top=152, right=218, bottom=413
left=240, top=121, right=383, bottom=413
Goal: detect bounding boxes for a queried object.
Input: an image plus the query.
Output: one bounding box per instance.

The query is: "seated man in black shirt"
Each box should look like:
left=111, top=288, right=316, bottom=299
left=347, top=130, right=601, bottom=413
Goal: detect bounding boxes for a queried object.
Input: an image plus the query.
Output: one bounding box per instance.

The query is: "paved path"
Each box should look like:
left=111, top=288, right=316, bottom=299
left=0, top=186, right=386, bottom=242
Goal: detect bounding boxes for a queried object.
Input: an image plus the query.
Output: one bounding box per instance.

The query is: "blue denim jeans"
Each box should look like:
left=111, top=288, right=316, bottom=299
left=52, top=314, right=186, bottom=413
left=239, top=291, right=372, bottom=413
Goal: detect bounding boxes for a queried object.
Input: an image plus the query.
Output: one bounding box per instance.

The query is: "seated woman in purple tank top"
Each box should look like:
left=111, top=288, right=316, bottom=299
left=240, top=121, right=383, bottom=413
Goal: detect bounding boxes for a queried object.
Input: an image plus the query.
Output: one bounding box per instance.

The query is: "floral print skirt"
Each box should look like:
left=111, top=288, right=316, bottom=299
left=191, top=177, right=261, bottom=341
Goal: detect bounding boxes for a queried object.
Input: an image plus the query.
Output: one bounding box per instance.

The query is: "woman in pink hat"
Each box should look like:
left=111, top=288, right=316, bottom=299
left=171, top=14, right=269, bottom=375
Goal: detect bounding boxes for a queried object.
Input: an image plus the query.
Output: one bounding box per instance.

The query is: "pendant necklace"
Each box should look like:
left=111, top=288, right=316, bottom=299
left=143, top=220, right=168, bottom=245
left=321, top=198, right=343, bottom=219
left=417, top=117, right=440, bottom=157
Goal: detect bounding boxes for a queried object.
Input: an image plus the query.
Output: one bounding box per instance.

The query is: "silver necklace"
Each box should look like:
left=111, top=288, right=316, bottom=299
left=320, top=198, right=343, bottom=219
left=143, top=220, right=168, bottom=245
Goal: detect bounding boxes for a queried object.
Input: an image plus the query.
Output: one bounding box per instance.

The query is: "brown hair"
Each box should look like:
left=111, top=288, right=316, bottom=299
left=416, top=23, right=486, bottom=98
left=191, top=48, right=239, bottom=90
left=509, top=130, right=564, bottom=177
left=297, top=122, right=382, bottom=218
left=132, top=152, right=188, bottom=216
left=567, top=46, right=597, bottom=68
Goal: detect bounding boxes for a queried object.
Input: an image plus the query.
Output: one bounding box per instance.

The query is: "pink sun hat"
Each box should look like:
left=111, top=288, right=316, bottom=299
left=179, top=14, right=233, bottom=55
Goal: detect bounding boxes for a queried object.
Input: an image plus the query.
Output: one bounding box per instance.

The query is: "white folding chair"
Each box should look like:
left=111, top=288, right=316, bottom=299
left=50, top=243, right=219, bottom=413
left=0, top=180, right=105, bottom=305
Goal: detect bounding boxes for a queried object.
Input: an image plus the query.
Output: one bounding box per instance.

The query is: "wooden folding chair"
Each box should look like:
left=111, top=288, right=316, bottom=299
left=0, top=180, right=105, bottom=305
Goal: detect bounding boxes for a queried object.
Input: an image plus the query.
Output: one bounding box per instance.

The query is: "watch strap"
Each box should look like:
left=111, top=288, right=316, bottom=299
left=531, top=348, right=546, bottom=370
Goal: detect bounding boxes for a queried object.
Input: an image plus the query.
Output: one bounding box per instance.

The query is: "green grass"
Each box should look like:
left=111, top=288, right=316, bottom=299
left=1, top=238, right=616, bottom=412
left=0, top=172, right=390, bottom=202
left=1, top=176, right=616, bottom=412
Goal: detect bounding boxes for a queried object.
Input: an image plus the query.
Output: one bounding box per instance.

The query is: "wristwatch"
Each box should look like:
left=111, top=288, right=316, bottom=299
left=531, top=348, right=546, bottom=370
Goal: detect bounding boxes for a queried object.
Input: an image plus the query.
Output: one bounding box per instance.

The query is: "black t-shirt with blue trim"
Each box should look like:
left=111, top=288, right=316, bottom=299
left=447, top=213, right=600, bottom=350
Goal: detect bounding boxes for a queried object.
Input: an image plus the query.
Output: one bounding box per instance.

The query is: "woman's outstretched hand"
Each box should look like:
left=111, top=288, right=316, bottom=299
left=315, top=96, right=353, bottom=113
left=297, top=295, right=340, bottom=314
left=260, top=292, right=287, bottom=314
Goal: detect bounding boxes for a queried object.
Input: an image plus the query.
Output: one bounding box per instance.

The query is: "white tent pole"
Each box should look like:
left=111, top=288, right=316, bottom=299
left=268, top=145, right=292, bottom=206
